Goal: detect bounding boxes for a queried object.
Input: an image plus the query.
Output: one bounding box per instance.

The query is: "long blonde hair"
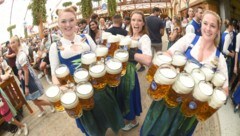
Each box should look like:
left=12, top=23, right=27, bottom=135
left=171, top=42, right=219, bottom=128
left=202, top=10, right=221, bottom=47
left=56, top=6, right=77, bottom=17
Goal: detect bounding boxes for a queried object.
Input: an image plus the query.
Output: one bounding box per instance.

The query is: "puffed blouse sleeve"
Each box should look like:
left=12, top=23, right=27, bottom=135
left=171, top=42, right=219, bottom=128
left=139, top=34, right=152, bottom=56
left=49, top=42, right=60, bottom=76
left=85, top=34, right=96, bottom=51
left=217, top=53, right=229, bottom=89
left=17, top=52, right=28, bottom=67
left=168, top=33, right=196, bottom=54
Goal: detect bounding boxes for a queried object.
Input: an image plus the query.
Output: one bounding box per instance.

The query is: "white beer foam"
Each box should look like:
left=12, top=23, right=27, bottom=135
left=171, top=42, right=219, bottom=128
left=211, top=72, right=226, bottom=87
left=130, top=40, right=138, bottom=48
left=89, top=64, right=106, bottom=78
left=46, top=86, right=61, bottom=102
left=61, top=92, right=78, bottom=109
left=102, top=32, right=112, bottom=40
left=153, top=54, right=172, bottom=66
left=82, top=52, right=97, bottom=65
left=77, top=83, right=94, bottom=99
left=108, top=35, right=120, bottom=43
left=154, top=68, right=177, bottom=85
left=74, top=70, right=89, bottom=83
left=114, top=52, right=129, bottom=62
left=209, top=89, right=226, bottom=109
left=191, top=69, right=205, bottom=84
left=106, top=60, right=122, bottom=74
left=119, top=37, right=131, bottom=46
left=201, top=67, right=214, bottom=81
left=173, top=74, right=194, bottom=94
left=95, top=46, right=108, bottom=57
left=193, top=82, right=213, bottom=102
left=184, top=61, right=200, bottom=73
left=172, top=54, right=187, bottom=66
left=55, top=66, right=69, bottom=78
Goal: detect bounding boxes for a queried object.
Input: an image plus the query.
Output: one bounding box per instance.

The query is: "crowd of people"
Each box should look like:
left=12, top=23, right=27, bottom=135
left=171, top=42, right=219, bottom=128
left=0, top=5, right=239, bottom=136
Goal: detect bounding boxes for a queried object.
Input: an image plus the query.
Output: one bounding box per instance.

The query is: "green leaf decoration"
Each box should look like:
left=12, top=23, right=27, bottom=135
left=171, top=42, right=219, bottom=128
left=31, top=0, right=47, bottom=25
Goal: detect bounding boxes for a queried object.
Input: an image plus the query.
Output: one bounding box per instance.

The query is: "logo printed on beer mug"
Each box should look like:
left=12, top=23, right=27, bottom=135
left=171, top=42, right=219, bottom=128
left=151, top=81, right=157, bottom=91
left=106, top=43, right=111, bottom=48
left=176, top=97, right=182, bottom=103
left=189, top=101, right=197, bottom=110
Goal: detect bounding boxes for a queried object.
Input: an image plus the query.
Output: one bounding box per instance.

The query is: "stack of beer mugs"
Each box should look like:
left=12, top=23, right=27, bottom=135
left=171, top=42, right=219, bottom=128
left=107, top=35, right=120, bottom=57
left=146, top=52, right=172, bottom=82
left=145, top=51, right=227, bottom=121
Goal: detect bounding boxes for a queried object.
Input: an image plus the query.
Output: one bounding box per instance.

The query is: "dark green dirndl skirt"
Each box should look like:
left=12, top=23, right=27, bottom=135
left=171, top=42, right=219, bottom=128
left=112, top=62, right=142, bottom=120
left=77, top=86, right=124, bottom=136
left=141, top=100, right=198, bottom=136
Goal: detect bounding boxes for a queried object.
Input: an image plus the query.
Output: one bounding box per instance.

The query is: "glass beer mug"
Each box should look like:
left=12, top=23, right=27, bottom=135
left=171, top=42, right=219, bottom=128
left=60, top=92, right=82, bottom=118
left=89, top=61, right=107, bottom=90
left=107, top=35, right=120, bottom=57
left=171, top=51, right=187, bottom=72
left=76, top=82, right=94, bottom=110
left=165, top=72, right=195, bottom=108
left=196, top=87, right=226, bottom=121
left=114, top=49, right=129, bottom=76
left=105, top=58, right=122, bottom=87
left=190, top=68, right=206, bottom=85
left=74, top=68, right=90, bottom=84
left=184, top=60, right=201, bottom=74
left=181, top=80, right=213, bottom=117
left=147, top=64, right=177, bottom=101
left=119, top=37, right=131, bottom=50
left=200, top=64, right=215, bottom=82
left=211, top=71, right=226, bottom=88
left=55, top=64, right=74, bottom=86
left=95, top=45, right=108, bottom=62
left=146, top=52, right=172, bottom=82
left=101, top=32, right=112, bottom=46
left=81, top=51, right=97, bottom=70
left=45, top=86, right=65, bottom=112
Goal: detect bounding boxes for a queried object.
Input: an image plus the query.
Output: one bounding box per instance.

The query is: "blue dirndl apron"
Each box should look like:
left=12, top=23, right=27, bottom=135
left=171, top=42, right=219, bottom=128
left=140, top=35, right=220, bottom=136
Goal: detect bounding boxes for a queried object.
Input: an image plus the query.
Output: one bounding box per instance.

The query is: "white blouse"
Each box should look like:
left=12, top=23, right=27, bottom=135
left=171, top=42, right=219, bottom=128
left=138, top=34, right=152, bottom=56
left=49, top=34, right=96, bottom=76
left=222, top=31, right=233, bottom=55
left=169, top=33, right=229, bottom=88
left=235, top=33, right=240, bottom=53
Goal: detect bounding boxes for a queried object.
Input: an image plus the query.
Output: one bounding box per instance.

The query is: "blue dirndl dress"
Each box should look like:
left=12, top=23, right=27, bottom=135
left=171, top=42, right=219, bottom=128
left=112, top=48, right=143, bottom=121
left=140, top=35, right=221, bottom=136
left=17, top=51, right=44, bottom=100
left=56, top=37, right=124, bottom=136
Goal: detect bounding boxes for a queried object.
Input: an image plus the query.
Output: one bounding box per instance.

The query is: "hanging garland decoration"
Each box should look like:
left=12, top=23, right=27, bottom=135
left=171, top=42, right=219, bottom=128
left=31, top=0, right=47, bottom=25
left=81, top=0, right=93, bottom=19
left=107, top=0, right=117, bottom=17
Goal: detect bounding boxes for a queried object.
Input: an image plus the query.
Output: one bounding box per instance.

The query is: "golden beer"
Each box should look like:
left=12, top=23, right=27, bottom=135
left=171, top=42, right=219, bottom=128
left=105, top=58, right=122, bottom=87
left=184, top=60, right=201, bottom=74
left=76, top=82, right=94, bottom=110
left=147, top=64, right=177, bottom=101
left=55, top=64, right=74, bottom=85
left=200, top=64, right=214, bottom=81
left=45, top=86, right=64, bottom=112
left=146, top=52, right=172, bottom=82
left=89, top=61, right=107, bottom=90
left=191, top=68, right=206, bottom=85
left=74, top=68, right=90, bottom=84
left=165, top=72, right=194, bottom=108
left=181, top=81, right=213, bottom=117
left=196, top=88, right=226, bottom=121
left=107, top=35, right=120, bottom=57
left=81, top=51, right=97, bottom=70
left=101, top=32, right=112, bottom=46
left=114, top=49, right=129, bottom=76
left=95, top=45, right=108, bottom=61
left=172, top=51, right=187, bottom=72
left=60, top=92, right=82, bottom=118
left=211, top=71, right=226, bottom=87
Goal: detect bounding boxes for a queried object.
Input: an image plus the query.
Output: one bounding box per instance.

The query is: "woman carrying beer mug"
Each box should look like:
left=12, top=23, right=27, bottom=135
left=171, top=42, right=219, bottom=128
left=10, top=36, right=55, bottom=118
left=141, top=10, right=229, bottom=136
left=114, top=10, right=152, bottom=131
left=49, top=6, right=124, bottom=136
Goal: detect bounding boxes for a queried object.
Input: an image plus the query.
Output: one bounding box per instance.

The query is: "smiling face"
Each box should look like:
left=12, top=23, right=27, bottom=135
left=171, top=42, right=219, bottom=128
left=130, top=13, right=145, bottom=35
left=58, top=11, right=77, bottom=38
left=201, top=13, right=219, bottom=42
left=90, top=21, right=98, bottom=31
